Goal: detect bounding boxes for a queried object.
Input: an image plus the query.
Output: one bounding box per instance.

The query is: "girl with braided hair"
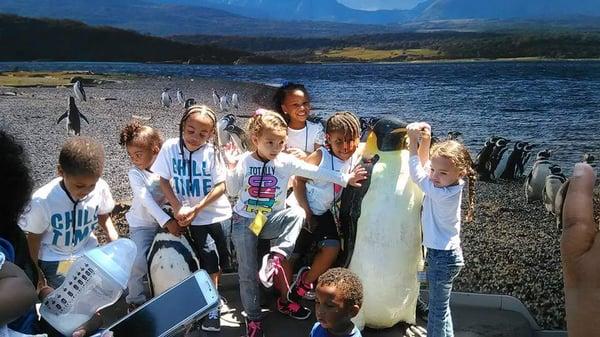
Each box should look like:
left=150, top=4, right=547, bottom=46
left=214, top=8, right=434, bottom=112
left=151, top=104, right=232, bottom=331
left=286, top=111, right=362, bottom=303
left=406, top=122, right=476, bottom=337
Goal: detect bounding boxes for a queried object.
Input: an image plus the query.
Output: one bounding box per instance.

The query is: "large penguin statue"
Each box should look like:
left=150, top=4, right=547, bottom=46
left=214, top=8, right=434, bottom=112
left=524, top=149, right=552, bottom=202
left=147, top=231, right=200, bottom=296
left=338, top=117, right=424, bottom=330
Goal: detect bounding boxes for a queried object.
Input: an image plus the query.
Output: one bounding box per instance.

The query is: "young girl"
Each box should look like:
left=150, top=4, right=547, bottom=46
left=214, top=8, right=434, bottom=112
left=225, top=109, right=366, bottom=337
left=407, top=122, right=476, bottom=337
left=273, top=82, right=324, bottom=159
left=151, top=105, right=232, bottom=332
left=119, top=122, right=180, bottom=310
left=286, top=111, right=361, bottom=303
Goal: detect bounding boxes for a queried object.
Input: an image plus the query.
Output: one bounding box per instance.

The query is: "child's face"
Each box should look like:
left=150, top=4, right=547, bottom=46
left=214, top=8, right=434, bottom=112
left=126, top=143, right=159, bottom=171
left=429, top=156, right=464, bottom=188
left=59, top=169, right=100, bottom=200
left=315, top=284, right=357, bottom=332
left=183, top=113, right=214, bottom=151
left=281, top=89, right=310, bottom=126
left=327, top=131, right=359, bottom=161
left=252, top=128, right=287, bottom=161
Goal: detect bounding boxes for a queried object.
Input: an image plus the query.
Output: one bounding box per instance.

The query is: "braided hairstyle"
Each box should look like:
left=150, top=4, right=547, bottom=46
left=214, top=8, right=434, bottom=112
left=118, top=120, right=163, bottom=149
left=246, top=109, right=288, bottom=151
left=325, top=111, right=361, bottom=143
left=430, top=140, right=477, bottom=223
left=179, top=104, right=219, bottom=166
left=272, top=82, right=310, bottom=124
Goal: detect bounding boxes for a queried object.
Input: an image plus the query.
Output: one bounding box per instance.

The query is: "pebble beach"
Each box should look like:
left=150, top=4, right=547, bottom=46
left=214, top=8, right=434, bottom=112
left=1, top=74, right=598, bottom=331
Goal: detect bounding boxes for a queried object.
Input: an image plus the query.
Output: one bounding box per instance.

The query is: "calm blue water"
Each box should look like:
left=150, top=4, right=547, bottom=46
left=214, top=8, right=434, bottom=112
left=2, top=61, right=599, bottom=172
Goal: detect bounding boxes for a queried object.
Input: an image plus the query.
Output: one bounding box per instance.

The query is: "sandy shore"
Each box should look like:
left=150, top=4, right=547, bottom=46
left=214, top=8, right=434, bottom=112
left=2, top=74, right=598, bottom=331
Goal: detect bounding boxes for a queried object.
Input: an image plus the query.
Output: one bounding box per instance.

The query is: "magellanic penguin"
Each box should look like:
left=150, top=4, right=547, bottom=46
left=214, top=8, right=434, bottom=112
left=485, top=138, right=510, bottom=181
left=161, top=88, right=171, bottom=108
left=147, top=231, right=200, bottom=296
left=542, top=165, right=567, bottom=215
left=495, top=141, right=528, bottom=180
left=338, top=117, right=424, bottom=330
left=57, top=96, right=89, bottom=136
left=475, top=136, right=504, bottom=181
left=73, top=80, right=86, bottom=102
left=524, top=149, right=552, bottom=202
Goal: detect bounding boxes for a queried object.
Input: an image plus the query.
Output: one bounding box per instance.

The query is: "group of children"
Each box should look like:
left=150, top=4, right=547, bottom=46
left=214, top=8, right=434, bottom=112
left=3, top=82, right=477, bottom=337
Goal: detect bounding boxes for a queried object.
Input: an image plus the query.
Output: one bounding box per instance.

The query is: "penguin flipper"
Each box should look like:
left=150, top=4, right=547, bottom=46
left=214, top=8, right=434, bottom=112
left=79, top=112, right=90, bottom=124
left=57, top=111, right=68, bottom=124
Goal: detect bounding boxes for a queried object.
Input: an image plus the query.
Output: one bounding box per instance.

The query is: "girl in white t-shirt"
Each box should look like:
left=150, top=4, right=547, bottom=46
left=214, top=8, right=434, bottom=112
left=286, top=111, right=361, bottom=303
left=151, top=105, right=231, bottom=332
left=224, top=109, right=367, bottom=337
left=273, top=82, right=324, bottom=159
left=119, top=122, right=179, bottom=309
left=407, top=122, right=476, bottom=337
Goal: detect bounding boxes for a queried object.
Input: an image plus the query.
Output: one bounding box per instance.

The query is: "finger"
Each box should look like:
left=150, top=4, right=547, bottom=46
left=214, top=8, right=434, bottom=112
left=561, top=163, right=598, bottom=260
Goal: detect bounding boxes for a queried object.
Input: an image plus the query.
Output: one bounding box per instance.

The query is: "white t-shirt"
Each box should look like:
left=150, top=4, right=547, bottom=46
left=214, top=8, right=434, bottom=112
left=126, top=167, right=171, bottom=229
left=287, top=148, right=354, bottom=215
left=227, top=152, right=350, bottom=218
left=408, top=156, right=464, bottom=250
left=18, top=178, right=115, bottom=262
left=286, top=121, right=324, bottom=153
left=152, top=138, right=232, bottom=226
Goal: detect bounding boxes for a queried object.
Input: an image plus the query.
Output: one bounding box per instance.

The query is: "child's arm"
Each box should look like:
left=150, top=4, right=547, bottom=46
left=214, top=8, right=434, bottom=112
left=159, top=177, right=182, bottom=215
left=128, top=170, right=172, bottom=228
left=181, top=182, right=226, bottom=226
left=98, top=214, right=118, bottom=242
left=0, top=260, right=37, bottom=325
left=24, top=233, right=46, bottom=290
left=224, top=152, right=245, bottom=197
left=287, top=153, right=367, bottom=188
left=417, top=124, right=431, bottom=166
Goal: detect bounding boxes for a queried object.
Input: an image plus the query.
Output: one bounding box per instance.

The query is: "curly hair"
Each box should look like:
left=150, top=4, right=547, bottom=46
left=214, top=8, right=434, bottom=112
left=272, top=82, right=310, bottom=123
left=0, top=130, right=33, bottom=237
left=246, top=109, right=288, bottom=150
left=318, top=267, right=363, bottom=307
left=430, top=140, right=477, bottom=222
left=326, top=111, right=360, bottom=140
left=59, top=136, right=105, bottom=177
left=118, top=121, right=163, bottom=149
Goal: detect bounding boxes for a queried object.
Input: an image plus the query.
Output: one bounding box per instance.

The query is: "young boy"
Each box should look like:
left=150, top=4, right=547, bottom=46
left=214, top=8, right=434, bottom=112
left=19, top=136, right=118, bottom=290
left=312, top=268, right=363, bottom=337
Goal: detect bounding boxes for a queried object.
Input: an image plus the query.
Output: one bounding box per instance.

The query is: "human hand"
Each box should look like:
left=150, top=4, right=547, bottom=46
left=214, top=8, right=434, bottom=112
left=347, top=164, right=368, bottom=187
left=560, top=163, right=600, bottom=337
left=221, top=142, right=241, bottom=170
left=165, top=218, right=184, bottom=236
left=71, top=312, right=103, bottom=337
left=175, top=204, right=195, bottom=223
left=287, top=147, right=307, bottom=160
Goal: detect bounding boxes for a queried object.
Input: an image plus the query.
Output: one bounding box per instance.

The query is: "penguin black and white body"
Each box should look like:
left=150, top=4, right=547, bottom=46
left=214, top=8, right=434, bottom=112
left=231, top=93, right=239, bottom=109
left=216, top=114, right=236, bottom=148
left=495, top=141, right=528, bottom=180
left=475, top=136, right=503, bottom=181
left=339, top=117, right=424, bottom=330
left=524, top=149, right=552, bottom=202
left=516, top=143, right=535, bottom=178
left=485, top=138, right=510, bottom=181
left=73, top=80, right=86, bottom=102
left=161, top=88, right=171, bottom=108
left=225, top=124, right=249, bottom=152
left=56, top=96, right=89, bottom=136
left=176, top=89, right=184, bottom=105
left=184, top=98, right=196, bottom=109
left=358, top=116, right=380, bottom=142
left=212, top=89, right=220, bottom=107
left=147, top=232, right=200, bottom=296
left=543, top=165, right=567, bottom=214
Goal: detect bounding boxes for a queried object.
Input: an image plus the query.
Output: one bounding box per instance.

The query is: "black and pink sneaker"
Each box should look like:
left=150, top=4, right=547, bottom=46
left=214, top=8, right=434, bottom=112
left=245, top=318, right=264, bottom=337
left=287, top=266, right=315, bottom=302
left=276, top=297, right=311, bottom=320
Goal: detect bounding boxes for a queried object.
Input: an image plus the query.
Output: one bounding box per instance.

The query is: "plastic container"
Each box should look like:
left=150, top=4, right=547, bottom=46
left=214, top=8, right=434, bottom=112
left=40, top=239, right=137, bottom=336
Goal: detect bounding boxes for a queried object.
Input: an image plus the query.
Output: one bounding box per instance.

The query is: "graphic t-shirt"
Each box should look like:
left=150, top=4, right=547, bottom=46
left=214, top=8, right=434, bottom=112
left=18, top=178, right=115, bottom=262
left=152, top=138, right=232, bottom=226
left=227, top=152, right=350, bottom=218
left=310, top=322, right=362, bottom=337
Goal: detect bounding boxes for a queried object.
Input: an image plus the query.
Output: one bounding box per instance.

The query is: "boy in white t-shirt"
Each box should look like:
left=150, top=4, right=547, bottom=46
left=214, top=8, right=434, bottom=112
left=19, top=137, right=118, bottom=290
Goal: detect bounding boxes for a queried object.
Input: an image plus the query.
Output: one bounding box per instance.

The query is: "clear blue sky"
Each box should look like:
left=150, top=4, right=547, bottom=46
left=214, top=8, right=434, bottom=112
left=337, top=0, right=426, bottom=10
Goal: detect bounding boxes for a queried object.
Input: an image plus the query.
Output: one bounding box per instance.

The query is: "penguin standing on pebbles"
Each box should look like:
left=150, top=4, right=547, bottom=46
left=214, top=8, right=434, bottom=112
left=73, top=80, right=86, bottom=102
left=56, top=96, right=89, bottom=136
left=484, top=138, right=510, bottom=181
left=524, top=149, right=553, bottom=202
left=161, top=88, right=172, bottom=108
left=543, top=165, right=567, bottom=214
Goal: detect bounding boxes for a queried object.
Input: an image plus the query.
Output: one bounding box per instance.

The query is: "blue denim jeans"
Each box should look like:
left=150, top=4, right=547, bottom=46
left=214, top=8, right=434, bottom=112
left=127, top=226, right=159, bottom=305
left=231, top=207, right=304, bottom=320
left=38, top=260, right=66, bottom=289
left=426, top=248, right=464, bottom=337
